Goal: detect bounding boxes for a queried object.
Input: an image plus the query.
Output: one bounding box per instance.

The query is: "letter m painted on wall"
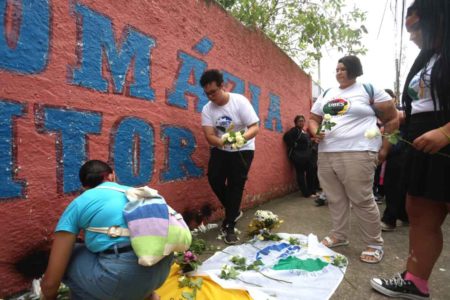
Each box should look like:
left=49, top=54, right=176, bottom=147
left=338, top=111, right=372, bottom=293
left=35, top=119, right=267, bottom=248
left=72, top=4, right=155, bottom=100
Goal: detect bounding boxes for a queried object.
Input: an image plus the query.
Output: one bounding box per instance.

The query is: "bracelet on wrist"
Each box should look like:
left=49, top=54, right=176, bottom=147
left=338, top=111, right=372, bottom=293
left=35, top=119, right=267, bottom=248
left=438, top=126, right=450, bottom=142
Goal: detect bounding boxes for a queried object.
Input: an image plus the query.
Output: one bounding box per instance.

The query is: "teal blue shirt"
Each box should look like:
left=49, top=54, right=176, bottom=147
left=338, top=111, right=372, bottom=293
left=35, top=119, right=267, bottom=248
left=55, top=182, right=131, bottom=253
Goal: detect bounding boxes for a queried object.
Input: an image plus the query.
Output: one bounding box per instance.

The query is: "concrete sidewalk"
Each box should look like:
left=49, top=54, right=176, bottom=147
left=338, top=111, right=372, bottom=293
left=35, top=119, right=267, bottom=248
left=197, top=192, right=450, bottom=300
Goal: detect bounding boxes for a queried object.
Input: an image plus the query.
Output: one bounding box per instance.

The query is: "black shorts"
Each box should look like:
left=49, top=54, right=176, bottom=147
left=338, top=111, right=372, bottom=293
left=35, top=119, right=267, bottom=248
left=404, top=112, right=450, bottom=202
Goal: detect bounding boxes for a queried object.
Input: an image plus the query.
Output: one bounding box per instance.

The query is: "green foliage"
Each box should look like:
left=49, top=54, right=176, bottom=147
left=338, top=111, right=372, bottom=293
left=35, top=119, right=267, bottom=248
left=216, top=0, right=367, bottom=71
left=179, top=277, right=204, bottom=300
left=331, top=254, right=348, bottom=268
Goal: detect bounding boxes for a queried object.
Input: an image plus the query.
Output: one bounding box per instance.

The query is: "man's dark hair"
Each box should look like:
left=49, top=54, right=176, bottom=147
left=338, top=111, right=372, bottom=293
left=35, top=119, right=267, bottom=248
left=79, top=160, right=113, bottom=188
left=338, top=55, right=363, bottom=79
left=294, top=115, right=305, bottom=124
left=200, top=69, right=224, bottom=87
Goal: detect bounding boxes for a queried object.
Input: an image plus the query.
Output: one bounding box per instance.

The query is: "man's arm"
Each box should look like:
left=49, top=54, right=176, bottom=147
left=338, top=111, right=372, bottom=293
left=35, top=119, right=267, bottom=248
left=372, top=100, right=399, bottom=164
left=41, top=232, right=76, bottom=300
left=243, top=123, right=259, bottom=141
left=203, top=126, right=224, bottom=148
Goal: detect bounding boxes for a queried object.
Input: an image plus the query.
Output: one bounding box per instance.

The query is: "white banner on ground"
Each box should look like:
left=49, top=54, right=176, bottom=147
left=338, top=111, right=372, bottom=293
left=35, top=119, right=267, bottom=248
left=194, top=233, right=347, bottom=300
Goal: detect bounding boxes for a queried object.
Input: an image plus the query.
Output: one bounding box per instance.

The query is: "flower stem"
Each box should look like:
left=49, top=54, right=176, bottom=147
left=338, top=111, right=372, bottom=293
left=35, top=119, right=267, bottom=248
left=237, top=278, right=262, bottom=287
left=397, top=136, right=450, bottom=158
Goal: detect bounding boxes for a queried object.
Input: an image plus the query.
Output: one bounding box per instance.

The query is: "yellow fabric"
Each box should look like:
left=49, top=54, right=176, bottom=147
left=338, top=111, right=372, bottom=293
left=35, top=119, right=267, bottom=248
left=155, top=264, right=252, bottom=300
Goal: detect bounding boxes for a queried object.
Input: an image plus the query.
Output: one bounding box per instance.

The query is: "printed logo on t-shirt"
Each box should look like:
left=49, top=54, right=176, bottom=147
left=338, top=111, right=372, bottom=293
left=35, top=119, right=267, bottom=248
left=215, top=115, right=233, bottom=133
left=323, top=98, right=350, bottom=116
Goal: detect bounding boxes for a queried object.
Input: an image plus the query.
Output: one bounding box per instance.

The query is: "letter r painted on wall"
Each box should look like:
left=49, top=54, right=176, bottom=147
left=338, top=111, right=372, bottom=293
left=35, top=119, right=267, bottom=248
left=72, top=4, right=156, bottom=100
left=36, top=106, right=102, bottom=194
left=160, top=125, right=203, bottom=182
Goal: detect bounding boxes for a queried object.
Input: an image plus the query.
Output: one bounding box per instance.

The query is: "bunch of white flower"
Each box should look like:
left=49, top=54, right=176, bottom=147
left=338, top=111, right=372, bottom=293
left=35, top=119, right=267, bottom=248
left=221, top=130, right=247, bottom=149
left=254, top=210, right=279, bottom=223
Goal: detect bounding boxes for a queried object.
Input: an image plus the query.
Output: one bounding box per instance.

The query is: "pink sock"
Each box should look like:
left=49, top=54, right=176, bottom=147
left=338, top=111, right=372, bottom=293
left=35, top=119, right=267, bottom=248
left=405, top=272, right=429, bottom=294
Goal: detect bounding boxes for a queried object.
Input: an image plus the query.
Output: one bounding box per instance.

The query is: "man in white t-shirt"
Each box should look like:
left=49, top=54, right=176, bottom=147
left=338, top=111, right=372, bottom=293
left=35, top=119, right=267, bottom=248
left=200, top=69, right=259, bottom=244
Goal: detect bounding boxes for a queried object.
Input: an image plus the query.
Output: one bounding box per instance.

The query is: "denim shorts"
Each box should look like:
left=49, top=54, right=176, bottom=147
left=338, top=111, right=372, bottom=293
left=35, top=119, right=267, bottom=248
left=63, top=243, right=173, bottom=300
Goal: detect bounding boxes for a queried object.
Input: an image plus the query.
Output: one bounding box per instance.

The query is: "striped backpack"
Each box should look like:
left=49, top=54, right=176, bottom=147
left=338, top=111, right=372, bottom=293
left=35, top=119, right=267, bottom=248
left=87, top=185, right=192, bottom=266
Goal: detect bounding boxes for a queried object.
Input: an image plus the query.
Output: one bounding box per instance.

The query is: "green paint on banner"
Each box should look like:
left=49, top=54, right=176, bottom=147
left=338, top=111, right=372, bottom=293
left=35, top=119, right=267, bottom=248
left=273, top=257, right=329, bottom=272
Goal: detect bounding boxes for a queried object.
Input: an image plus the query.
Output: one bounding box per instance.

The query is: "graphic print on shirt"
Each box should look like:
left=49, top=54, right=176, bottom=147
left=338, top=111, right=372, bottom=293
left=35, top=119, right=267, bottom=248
left=215, top=115, right=233, bottom=134
left=408, top=75, right=430, bottom=101
left=322, top=98, right=350, bottom=116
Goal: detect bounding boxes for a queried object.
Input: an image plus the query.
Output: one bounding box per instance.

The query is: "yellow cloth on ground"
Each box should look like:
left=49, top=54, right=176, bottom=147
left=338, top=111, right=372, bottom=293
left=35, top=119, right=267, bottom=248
left=156, top=264, right=252, bottom=300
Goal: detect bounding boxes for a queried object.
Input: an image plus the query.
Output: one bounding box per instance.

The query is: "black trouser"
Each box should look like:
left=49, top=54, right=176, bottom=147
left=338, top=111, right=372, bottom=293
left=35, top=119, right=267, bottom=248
left=382, top=151, right=408, bottom=226
left=294, top=160, right=314, bottom=197
left=207, top=148, right=254, bottom=226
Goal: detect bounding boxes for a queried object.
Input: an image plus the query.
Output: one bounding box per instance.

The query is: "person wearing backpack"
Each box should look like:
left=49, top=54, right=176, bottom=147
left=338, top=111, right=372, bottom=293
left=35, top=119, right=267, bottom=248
left=40, top=160, right=172, bottom=300
left=283, top=115, right=316, bottom=198
left=309, top=55, right=398, bottom=264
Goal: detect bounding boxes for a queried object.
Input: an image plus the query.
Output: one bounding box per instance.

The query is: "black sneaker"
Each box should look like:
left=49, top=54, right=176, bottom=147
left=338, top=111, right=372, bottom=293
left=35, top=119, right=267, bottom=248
left=314, top=198, right=326, bottom=207
left=371, top=272, right=430, bottom=300
left=223, top=226, right=238, bottom=245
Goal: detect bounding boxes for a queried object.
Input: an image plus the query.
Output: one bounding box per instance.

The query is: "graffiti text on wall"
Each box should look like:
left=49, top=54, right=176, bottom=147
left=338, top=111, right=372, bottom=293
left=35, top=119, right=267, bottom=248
left=0, top=1, right=283, bottom=200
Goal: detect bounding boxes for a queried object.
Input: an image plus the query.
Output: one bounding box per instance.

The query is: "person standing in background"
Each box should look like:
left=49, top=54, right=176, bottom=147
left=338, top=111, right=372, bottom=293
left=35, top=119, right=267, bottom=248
left=283, top=115, right=316, bottom=198
left=380, top=89, right=409, bottom=231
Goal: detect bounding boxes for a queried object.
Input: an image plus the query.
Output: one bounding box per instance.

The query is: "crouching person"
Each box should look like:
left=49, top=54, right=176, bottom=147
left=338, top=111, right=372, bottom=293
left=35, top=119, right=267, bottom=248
left=41, top=160, right=173, bottom=300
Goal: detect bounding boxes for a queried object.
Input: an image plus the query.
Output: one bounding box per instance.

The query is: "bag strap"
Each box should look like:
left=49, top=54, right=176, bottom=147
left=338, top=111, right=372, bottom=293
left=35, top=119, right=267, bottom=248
left=86, top=185, right=129, bottom=237
left=363, top=83, right=374, bottom=105
left=95, top=185, right=127, bottom=193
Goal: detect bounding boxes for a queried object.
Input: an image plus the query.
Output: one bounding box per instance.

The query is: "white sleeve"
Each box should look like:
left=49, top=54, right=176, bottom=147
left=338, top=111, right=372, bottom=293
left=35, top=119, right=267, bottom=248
left=201, top=105, right=213, bottom=127
left=373, top=86, right=392, bottom=103
left=239, top=96, right=259, bottom=126
left=311, top=93, right=325, bottom=116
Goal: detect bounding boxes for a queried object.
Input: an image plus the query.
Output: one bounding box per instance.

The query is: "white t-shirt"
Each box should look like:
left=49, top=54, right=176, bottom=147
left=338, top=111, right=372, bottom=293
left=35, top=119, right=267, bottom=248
left=201, top=93, right=260, bottom=151
left=311, top=82, right=392, bottom=152
left=409, top=54, right=440, bottom=114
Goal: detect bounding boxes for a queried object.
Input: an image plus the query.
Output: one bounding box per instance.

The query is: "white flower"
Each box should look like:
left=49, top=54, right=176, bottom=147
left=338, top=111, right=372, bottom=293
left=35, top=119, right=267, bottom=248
left=227, top=136, right=234, bottom=143
left=231, top=143, right=238, bottom=150
left=235, top=131, right=243, bottom=138
left=323, top=114, right=332, bottom=121
left=178, top=276, right=186, bottom=282
left=235, top=135, right=245, bottom=145
left=235, top=140, right=245, bottom=148
left=364, top=128, right=381, bottom=139
left=221, top=132, right=230, bottom=141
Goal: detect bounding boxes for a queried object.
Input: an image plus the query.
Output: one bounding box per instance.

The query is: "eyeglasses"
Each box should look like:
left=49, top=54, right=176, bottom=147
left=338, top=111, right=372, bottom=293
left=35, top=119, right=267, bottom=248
left=204, top=88, right=219, bottom=97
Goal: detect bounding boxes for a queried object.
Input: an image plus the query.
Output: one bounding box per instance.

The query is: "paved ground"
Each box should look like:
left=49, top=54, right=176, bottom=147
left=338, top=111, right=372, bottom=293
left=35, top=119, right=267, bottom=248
left=197, top=191, right=450, bottom=300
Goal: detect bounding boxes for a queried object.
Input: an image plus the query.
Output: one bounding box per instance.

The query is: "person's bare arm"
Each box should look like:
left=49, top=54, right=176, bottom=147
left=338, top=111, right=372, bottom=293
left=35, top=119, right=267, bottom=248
left=372, top=100, right=399, bottom=164
left=243, top=123, right=259, bottom=140
left=202, top=126, right=224, bottom=148
left=413, top=122, right=450, bottom=154
left=41, top=232, right=76, bottom=300
left=308, top=113, right=324, bottom=143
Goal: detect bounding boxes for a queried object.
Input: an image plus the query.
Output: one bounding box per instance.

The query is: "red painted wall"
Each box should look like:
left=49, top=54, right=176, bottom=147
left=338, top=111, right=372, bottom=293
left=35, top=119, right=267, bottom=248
left=0, top=0, right=311, bottom=295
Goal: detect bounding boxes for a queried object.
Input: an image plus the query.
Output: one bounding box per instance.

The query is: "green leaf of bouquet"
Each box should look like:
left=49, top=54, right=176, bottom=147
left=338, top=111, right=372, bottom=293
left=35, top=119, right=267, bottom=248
left=182, top=291, right=194, bottom=300
left=388, top=134, right=399, bottom=145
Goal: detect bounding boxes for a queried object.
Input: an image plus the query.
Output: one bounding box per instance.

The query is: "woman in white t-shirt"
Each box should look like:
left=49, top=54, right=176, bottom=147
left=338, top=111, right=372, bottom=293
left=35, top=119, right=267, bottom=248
left=371, top=2, right=450, bottom=299
left=309, top=55, right=398, bottom=264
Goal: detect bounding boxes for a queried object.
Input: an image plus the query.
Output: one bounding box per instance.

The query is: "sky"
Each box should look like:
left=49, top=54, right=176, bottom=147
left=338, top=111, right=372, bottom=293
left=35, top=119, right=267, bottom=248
left=312, top=0, right=419, bottom=94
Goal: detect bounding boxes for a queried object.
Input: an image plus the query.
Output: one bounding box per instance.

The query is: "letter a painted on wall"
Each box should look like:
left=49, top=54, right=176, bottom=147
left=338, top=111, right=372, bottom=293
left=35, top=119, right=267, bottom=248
left=264, top=93, right=283, bottom=132
left=72, top=4, right=156, bottom=100
left=0, top=0, right=49, bottom=73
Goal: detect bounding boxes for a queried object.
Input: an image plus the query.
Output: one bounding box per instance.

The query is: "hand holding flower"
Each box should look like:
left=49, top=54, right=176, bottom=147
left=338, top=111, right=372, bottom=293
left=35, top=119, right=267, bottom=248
left=316, top=114, right=336, bottom=136
left=221, top=130, right=247, bottom=149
